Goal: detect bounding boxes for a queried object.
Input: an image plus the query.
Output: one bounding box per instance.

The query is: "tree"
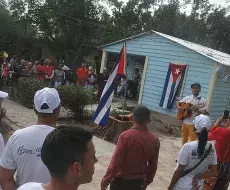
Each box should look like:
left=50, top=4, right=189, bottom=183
left=36, top=0, right=104, bottom=65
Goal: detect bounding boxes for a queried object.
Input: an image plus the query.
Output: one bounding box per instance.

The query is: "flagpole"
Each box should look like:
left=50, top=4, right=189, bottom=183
left=121, top=28, right=127, bottom=121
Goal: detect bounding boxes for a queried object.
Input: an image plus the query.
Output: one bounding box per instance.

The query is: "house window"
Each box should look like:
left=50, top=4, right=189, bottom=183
left=175, top=67, right=187, bottom=99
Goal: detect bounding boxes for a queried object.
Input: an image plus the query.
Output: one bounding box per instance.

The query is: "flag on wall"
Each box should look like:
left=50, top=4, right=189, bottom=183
left=92, top=45, right=126, bottom=127
left=159, top=63, right=187, bottom=109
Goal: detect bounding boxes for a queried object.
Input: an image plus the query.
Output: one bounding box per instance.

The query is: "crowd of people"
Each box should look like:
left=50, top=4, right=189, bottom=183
left=0, top=84, right=227, bottom=190
left=0, top=55, right=142, bottom=101
left=0, top=56, right=229, bottom=190
left=0, top=56, right=111, bottom=100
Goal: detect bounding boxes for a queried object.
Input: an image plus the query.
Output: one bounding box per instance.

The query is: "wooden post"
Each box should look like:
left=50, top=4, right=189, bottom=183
left=207, top=63, right=217, bottom=111
left=100, top=51, right=108, bottom=73
left=138, top=56, right=149, bottom=104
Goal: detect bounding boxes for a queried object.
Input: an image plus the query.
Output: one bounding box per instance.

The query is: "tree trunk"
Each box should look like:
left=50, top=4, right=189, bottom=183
left=92, top=116, right=133, bottom=143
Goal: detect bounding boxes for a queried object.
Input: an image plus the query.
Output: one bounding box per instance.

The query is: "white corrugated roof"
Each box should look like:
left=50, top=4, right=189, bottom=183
left=100, top=31, right=230, bottom=66
left=154, top=31, right=230, bottom=66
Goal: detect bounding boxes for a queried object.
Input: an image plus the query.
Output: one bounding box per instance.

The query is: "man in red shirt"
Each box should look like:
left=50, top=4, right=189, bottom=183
left=101, top=105, right=160, bottom=190
left=208, top=114, right=230, bottom=190
left=44, top=59, right=54, bottom=87
left=36, top=60, right=46, bottom=80
left=76, top=63, right=88, bottom=86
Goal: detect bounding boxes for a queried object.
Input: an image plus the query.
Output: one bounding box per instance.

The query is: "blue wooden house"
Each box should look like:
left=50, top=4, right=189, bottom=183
left=100, top=31, right=230, bottom=120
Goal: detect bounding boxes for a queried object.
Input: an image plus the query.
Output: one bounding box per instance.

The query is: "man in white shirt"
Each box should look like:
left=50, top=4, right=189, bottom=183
left=0, top=90, right=9, bottom=153
left=177, top=83, right=207, bottom=145
left=0, top=91, right=9, bottom=190
left=0, top=87, right=61, bottom=190
left=17, top=125, right=98, bottom=190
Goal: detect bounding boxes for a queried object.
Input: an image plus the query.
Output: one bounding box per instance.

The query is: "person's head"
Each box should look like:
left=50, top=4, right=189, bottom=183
left=44, top=59, right=50, bottom=66
left=91, top=68, right=95, bottom=74
left=21, top=59, right=25, bottom=64
left=48, top=60, right=52, bottom=66
left=191, top=83, right=201, bottom=96
left=226, top=116, right=230, bottom=128
left=134, top=68, right=139, bottom=74
left=34, top=88, right=61, bottom=126
left=0, top=91, right=8, bottom=107
left=132, top=105, right=151, bottom=126
left=82, top=63, right=86, bottom=69
left=41, top=125, right=97, bottom=187
left=194, top=114, right=212, bottom=156
left=122, top=75, right=127, bottom=80
left=40, top=59, right=44, bottom=66
left=57, top=64, right=62, bottom=70
left=3, top=62, right=8, bottom=68
left=223, top=113, right=230, bottom=128
left=28, top=62, right=33, bottom=68
left=34, top=61, right=39, bottom=66
left=102, top=68, right=107, bottom=75
left=13, top=55, right=16, bottom=59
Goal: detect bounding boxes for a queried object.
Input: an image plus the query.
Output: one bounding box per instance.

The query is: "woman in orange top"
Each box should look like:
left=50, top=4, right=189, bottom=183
left=45, top=60, right=54, bottom=87
left=76, top=63, right=88, bottom=86
left=36, top=60, right=46, bottom=80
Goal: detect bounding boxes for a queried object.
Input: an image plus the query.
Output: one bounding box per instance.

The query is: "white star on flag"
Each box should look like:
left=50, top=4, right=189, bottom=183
left=175, top=68, right=180, bottom=75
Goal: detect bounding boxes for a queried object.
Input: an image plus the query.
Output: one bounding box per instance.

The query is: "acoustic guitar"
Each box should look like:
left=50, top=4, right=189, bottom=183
left=176, top=102, right=193, bottom=121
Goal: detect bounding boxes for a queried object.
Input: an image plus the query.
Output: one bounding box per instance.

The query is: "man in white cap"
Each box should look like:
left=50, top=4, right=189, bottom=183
left=0, top=91, right=8, bottom=154
left=0, top=88, right=61, bottom=190
left=0, top=91, right=9, bottom=190
left=0, top=91, right=8, bottom=122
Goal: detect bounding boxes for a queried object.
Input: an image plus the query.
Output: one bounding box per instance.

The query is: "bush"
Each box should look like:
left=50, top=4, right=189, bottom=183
left=56, top=85, right=91, bottom=120
left=17, top=77, right=45, bottom=108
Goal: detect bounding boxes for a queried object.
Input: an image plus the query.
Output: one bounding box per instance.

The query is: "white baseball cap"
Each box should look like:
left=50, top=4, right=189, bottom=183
left=194, top=114, right=212, bottom=133
left=0, top=91, right=8, bottom=99
left=34, top=88, right=61, bottom=114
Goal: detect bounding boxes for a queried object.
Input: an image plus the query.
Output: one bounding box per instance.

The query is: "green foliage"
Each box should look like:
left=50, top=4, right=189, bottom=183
left=110, top=109, right=124, bottom=118
left=2, top=0, right=230, bottom=60
left=17, top=77, right=45, bottom=108
left=85, top=59, right=96, bottom=68
left=56, top=85, right=91, bottom=120
left=0, top=0, right=38, bottom=57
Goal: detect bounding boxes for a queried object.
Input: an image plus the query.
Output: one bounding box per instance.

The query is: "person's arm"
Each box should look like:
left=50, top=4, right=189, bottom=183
left=208, top=124, right=221, bottom=141
left=0, top=134, right=4, bottom=157
left=213, top=117, right=223, bottom=127
left=196, top=98, right=208, bottom=115
left=209, top=116, right=223, bottom=135
left=0, top=167, right=16, bottom=190
left=101, top=133, right=127, bottom=190
left=168, top=144, right=189, bottom=190
left=168, top=164, right=186, bottom=190
left=208, top=117, right=222, bottom=140
left=53, top=70, right=56, bottom=79
left=177, top=97, right=187, bottom=109
left=77, top=68, right=80, bottom=76
left=85, top=69, right=89, bottom=80
left=146, top=138, right=160, bottom=185
left=50, top=70, right=54, bottom=79
left=0, top=135, right=17, bottom=190
left=194, top=164, right=217, bottom=180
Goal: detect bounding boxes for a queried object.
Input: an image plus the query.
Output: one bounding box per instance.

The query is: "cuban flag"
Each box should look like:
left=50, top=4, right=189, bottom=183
left=92, top=45, right=126, bottom=127
left=159, top=63, right=187, bottom=109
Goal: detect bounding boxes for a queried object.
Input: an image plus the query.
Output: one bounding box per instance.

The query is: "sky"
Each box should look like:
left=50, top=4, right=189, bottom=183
left=182, top=0, right=229, bottom=14
left=118, top=0, right=229, bottom=12
left=210, top=0, right=228, bottom=7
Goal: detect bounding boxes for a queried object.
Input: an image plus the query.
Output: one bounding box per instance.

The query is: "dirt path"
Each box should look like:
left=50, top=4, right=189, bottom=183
left=2, top=99, right=182, bottom=190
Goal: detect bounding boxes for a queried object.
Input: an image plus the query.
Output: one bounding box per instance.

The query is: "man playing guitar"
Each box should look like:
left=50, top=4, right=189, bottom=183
left=177, top=83, right=208, bottom=146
